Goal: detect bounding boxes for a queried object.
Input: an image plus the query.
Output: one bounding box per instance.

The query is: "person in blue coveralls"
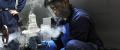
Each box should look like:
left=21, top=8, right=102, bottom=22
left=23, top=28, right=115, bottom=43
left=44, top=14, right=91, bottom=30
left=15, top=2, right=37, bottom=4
left=0, top=0, right=26, bottom=50
left=44, top=0, right=104, bottom=50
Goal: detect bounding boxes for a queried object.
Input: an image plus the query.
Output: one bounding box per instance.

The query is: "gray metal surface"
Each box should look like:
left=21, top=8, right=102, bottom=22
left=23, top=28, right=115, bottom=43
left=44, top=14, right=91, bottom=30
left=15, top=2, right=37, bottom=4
left=0, top=48, right=9, bottom=50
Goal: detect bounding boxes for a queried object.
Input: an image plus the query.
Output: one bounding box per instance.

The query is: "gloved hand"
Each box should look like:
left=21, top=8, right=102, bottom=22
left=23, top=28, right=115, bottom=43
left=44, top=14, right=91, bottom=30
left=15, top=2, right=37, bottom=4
left=41, top=41, right=50, bottom=47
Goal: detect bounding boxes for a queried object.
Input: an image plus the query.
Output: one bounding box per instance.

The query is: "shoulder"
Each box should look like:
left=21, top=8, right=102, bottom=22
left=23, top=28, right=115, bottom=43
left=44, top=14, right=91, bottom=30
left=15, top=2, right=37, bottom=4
left=72, top=8, right=89, bottom=21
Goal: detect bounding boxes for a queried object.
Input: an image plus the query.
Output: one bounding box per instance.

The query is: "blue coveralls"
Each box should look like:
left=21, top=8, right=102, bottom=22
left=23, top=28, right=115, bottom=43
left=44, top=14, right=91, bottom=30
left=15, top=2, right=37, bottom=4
left=62, top=8, right=91, bottom=50
left=0, top=0, right=26, bottom=50
left=28, top=8, right=103, bottom=50
left=0, top=0, right=26, bottom=33
left=56, top=8, right=103, bottom=50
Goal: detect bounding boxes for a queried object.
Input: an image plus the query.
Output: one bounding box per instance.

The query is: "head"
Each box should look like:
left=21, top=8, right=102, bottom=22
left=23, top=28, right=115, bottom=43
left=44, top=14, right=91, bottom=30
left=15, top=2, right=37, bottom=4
left=45, top=0, right=72, bottom=20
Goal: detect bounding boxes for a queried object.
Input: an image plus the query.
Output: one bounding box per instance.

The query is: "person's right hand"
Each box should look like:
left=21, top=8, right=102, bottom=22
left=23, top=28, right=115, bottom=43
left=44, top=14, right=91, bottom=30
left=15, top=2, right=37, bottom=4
left=9, top=10, right=19, bottom=16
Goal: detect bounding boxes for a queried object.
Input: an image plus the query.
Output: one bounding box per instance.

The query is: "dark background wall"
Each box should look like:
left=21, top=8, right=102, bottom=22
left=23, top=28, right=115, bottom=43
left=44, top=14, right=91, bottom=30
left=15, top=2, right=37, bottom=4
left=70, top=0, right=120, bottom=49
left=21, top=0, right=120, bottom=49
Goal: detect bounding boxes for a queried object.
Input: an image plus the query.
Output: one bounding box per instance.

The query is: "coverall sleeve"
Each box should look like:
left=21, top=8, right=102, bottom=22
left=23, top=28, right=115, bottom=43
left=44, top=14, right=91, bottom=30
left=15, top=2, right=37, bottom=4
left=17, top=0, right=26, bottom=12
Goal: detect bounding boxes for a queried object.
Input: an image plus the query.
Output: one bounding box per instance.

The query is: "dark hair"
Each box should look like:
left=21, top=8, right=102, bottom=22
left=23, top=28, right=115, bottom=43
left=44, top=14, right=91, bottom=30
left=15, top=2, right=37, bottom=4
left=44, top=0, right=65, bottom=7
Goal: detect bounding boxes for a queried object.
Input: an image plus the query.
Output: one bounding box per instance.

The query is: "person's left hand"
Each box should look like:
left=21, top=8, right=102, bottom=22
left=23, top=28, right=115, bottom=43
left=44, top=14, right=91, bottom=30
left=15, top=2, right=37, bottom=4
left=9, top=10, right=19, bottom=16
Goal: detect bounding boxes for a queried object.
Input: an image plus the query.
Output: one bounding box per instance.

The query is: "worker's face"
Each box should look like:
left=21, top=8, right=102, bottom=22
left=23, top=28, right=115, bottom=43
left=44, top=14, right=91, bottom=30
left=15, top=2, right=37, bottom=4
left=50, top=1, right=71, bottom=19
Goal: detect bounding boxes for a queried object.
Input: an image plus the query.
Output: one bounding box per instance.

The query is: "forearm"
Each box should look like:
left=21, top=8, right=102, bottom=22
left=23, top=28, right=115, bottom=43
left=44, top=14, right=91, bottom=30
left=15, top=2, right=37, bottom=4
left=17, top=0, right=26, bottom=12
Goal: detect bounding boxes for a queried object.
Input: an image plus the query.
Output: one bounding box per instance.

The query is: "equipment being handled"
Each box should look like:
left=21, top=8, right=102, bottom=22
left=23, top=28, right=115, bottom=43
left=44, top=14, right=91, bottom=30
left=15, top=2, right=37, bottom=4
left=0, top=25, right=9, bottom=47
